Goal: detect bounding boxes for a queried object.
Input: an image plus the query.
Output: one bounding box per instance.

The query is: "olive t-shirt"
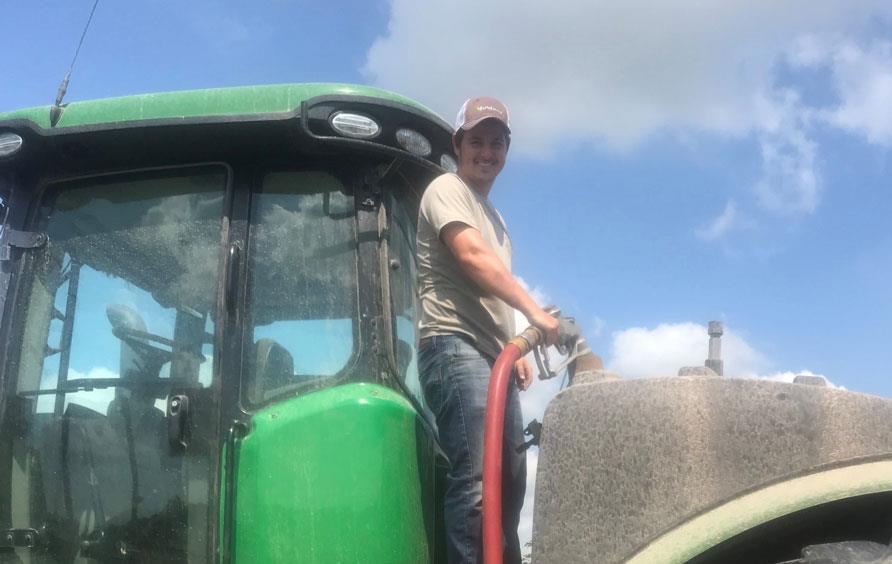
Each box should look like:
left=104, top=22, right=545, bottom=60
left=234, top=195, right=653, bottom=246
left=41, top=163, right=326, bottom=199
left=416, top=173, right=515, bottom=360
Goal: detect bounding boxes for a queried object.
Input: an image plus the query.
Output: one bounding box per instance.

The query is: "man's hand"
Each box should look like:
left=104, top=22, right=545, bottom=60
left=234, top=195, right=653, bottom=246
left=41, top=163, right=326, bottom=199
left=528, top=307, right=560, bottom=347
left=514, top=358, right=533, bottom=391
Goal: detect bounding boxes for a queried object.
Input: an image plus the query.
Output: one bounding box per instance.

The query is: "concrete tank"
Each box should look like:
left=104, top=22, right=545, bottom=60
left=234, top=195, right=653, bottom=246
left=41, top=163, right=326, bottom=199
left=531, top=377, right=892, bottom=563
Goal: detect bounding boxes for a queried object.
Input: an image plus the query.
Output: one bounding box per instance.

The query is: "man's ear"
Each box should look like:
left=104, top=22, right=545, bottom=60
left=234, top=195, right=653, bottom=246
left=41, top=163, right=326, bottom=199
left=452, top=131, right=462, bottom=158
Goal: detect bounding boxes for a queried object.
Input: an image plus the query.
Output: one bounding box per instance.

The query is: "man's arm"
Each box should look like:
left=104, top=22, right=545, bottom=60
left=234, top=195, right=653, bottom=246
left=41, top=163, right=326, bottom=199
left=441, top=222, right=559, bottom=345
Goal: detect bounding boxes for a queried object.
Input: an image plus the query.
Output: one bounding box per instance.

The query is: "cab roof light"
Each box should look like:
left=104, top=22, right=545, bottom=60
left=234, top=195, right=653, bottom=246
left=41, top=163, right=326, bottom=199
left=440, top=154, right=458, bottom=173
left=396, top=128, right=431, bottom=157
left=0, top=132, right=23, bottom=158
left=330, top=112, right=380, bottom=139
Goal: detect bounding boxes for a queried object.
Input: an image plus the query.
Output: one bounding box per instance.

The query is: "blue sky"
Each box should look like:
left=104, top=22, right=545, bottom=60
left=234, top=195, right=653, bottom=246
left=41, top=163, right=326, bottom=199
left=5, top=0, right=892, bottom=546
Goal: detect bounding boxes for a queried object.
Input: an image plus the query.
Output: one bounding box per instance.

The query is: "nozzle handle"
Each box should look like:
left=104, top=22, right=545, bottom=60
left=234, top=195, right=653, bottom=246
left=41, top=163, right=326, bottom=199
left=510, top=305, right=562, bottom=356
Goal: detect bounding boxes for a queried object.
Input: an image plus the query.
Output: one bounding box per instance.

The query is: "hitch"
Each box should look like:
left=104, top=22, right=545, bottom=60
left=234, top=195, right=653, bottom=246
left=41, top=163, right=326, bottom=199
left=516, top=419, right=542, bottom=453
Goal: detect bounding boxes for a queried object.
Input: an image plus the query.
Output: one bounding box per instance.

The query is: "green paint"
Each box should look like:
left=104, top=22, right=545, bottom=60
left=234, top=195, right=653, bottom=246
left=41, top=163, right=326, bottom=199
left=233, top=383, right=438, bottom=563
left=0, top=83, right=444, bottom=130
left=219, top=439, right=228, bottom=562
left=627, top=459, right=892, bottom=563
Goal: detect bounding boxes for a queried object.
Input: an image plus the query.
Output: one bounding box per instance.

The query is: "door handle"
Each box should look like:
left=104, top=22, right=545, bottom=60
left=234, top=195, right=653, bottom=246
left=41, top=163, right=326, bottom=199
left=225, top=242, right=241, bottom=314
left=167, top=394, right=190, bottom=451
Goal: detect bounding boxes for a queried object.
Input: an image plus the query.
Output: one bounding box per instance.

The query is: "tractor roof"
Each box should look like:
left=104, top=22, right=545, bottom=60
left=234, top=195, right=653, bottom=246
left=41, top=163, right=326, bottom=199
left=0, top=83, right=440, bottom=130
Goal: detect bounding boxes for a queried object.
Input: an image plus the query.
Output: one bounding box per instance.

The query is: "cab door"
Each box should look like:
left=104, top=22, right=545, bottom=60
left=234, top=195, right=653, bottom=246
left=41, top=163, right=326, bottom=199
left=0, top=165, right=231, bottom=564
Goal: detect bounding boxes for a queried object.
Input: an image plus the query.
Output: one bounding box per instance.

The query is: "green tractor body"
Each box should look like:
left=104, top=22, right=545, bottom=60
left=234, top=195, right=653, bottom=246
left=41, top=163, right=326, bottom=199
left=0, top=84, right=449, bottom=563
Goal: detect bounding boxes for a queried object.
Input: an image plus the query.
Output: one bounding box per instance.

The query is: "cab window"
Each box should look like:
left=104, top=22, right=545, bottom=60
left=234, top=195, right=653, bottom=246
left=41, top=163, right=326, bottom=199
left=243, top=170, right=358, bottom=406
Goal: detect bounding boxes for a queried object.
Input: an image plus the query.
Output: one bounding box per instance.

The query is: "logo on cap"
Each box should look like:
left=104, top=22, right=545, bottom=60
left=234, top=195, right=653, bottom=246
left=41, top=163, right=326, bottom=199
left=476, top=105, right=504, bottom=115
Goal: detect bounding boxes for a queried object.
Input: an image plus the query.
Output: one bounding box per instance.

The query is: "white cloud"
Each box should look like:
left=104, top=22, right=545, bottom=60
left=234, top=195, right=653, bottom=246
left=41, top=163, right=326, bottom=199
left=608, top=322, right=769, bottom=378
left=760, top=369, right=845, bottom=390
left=750, top=37, right=892, bottom=219
left=365, top=0, right=891, bottom=155
left=827, top=41, right=892, bottom=145
left=753, top=91, right=821, bottom=216
left=606, top=322, right=843, bottom=388
left=785, top=35, right=892, bottom=144
left=696, top=200, right=739, bottom=241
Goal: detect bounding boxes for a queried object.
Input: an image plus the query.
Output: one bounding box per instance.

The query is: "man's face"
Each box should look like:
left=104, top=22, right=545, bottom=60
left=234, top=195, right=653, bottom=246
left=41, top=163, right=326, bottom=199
left=454, top=120, right=509, bottom=189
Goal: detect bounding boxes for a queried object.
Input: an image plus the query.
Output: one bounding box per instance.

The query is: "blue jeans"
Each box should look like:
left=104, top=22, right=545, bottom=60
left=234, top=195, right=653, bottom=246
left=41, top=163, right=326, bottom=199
left=418, top=334, right=526, bottom=564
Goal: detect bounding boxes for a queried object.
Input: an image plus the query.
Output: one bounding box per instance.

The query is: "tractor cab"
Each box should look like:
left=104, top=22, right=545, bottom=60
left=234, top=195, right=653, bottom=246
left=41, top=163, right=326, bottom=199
left=0, top=84, right=452, bottom=563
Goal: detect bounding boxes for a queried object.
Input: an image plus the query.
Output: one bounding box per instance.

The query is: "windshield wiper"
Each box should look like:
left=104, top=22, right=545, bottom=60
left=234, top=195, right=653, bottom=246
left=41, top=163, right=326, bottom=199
left=17, top=377, right=150, bottom=396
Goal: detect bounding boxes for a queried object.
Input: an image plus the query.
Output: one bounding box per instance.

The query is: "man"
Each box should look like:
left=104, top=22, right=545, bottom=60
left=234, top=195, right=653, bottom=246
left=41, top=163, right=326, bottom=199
left=416, top=96, right=560, bottom=563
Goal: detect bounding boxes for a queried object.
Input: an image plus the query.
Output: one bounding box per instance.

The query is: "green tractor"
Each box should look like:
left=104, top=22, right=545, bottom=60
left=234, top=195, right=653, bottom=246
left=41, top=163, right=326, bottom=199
left=1, top=84, right=891, bottom=564
left=0, top=84, right=452, bottom=563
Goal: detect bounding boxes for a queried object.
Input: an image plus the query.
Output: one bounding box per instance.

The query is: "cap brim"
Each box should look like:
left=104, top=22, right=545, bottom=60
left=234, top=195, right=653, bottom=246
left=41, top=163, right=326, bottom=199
left=459, top=116, right=511, bottom=134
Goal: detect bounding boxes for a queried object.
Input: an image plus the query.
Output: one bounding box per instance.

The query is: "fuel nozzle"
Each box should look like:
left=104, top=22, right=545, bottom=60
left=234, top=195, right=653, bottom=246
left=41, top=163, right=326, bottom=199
left=529, top=306, right=602, bottom=383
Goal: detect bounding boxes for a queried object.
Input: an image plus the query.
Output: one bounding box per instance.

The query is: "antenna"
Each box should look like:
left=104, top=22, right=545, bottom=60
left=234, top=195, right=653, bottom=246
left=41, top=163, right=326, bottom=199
left=50, top=0, right=101, bottom=127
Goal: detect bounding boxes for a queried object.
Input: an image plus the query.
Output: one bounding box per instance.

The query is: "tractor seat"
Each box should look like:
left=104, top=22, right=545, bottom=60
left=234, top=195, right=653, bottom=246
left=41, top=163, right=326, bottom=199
left=251, top=338, right=295, bottom=402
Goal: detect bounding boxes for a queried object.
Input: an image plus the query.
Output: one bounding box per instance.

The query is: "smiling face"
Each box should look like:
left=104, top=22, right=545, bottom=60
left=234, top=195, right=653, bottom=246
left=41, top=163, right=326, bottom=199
left=453, top=119, right=509, bottom=194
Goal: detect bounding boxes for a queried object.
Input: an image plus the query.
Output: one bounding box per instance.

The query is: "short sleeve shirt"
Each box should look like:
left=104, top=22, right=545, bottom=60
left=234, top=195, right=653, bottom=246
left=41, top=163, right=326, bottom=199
left=416, top=173, right=515, bottom=360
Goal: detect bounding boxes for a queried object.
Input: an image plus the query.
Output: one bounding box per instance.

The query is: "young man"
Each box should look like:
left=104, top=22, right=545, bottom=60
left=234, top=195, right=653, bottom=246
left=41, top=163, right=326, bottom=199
left=416, top=97, right=560, bottom=563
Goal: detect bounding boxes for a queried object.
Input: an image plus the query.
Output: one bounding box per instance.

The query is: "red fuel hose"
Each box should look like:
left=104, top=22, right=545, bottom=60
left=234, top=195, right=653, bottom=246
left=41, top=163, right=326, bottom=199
left=482, top=341, right=523, bottom=564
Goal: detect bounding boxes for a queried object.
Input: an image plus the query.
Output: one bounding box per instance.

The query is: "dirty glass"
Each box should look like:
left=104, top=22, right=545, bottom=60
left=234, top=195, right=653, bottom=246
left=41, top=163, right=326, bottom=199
left=0, top=167, right=225, bottom=563
left=244, top=171, right=357, bottom=406
left=386, top=191, right=428, bottom=416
